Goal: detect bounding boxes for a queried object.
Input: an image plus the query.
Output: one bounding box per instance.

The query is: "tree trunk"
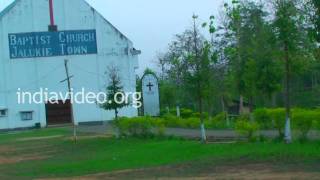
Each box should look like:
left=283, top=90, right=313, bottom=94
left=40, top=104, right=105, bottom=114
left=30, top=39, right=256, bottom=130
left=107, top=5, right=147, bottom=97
left=114, top=108, right=120, bottom=138
left=199, top=98, right=207, bottom=144
left=221, top=96, right=225, bottom=112
left=249, top=96, right=254, bottom=121
left=115, top=109, right=118, bottom=121
left=200, top=121, right=207, bottom=143
left=284, top=43, right=292, bottom=143
left=176, top=106, right=181, bottom=117
left=239, top=95, right=244, bottom=115
left=166, top=106, right=170, bottom=114
left=221, top=96, right=229, bottom=126
left=192, top=15, right=206, bottom=144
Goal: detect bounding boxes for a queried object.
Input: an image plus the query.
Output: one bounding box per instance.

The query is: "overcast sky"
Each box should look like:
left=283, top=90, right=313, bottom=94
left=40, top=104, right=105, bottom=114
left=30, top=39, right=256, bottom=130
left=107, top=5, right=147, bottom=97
left=0, top=0, right=227, bottom=74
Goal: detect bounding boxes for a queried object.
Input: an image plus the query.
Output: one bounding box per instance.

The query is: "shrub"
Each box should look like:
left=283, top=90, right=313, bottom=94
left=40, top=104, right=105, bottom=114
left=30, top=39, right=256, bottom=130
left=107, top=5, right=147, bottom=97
left=313, top=109, right=320, bottom=129
left=191, top=112, right=209, bottom=119
left=184, top=118, right=200, bottom=128
left=180, top=108, right=194, bottom=119
left=160, top=108, right=209, bottom=120
left=160, top=108, right=179, bottom=117
left=160, top=109, right=170, bottom=116
left=162, top=113, right=208, bottom=129
left=253, top=108, right=272, bottom=129
left=315, top=109, right=320, bottom=130
left=292, top=109, right=320, bottom=140
left=162, top=113, right=184, bottom=127
left=268, top=108, right=286, bottom=138
left=206, top=112, right=229, bottom=129
left=237, top=114, right=251, bottom=122
left=235, top=119, right=259, bottom=141
left=114, top=116, right=165, bottom=138
left=153, top=118, right=166, bottom=136
left=213, top=112, right=227, bottom=122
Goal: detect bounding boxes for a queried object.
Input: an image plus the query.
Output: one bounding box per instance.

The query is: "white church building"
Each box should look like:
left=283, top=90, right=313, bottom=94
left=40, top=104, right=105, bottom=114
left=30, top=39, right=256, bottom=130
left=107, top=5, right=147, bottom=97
left=0, top=0, right=140, bottom=130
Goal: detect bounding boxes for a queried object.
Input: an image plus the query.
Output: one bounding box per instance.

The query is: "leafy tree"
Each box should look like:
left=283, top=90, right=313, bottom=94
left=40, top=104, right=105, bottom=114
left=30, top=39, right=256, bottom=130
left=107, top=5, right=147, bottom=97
left=221, top=1, right=282, bottom=112
left=304, top=0, right=320, bottom=91
left=155, top=0, right=320, bottom=140
left=307, top=0, right=320, bottom=44
left=159, top=80, right=176, bottom=109
left=158, top=15, right=214, bottom=143
left=223, top=1, right=247, bottom=114
left=183, top=15, right=217, bottom=143
left=136, top=75, right=143, bottom=116
left=273, top=0, right=312, bottom=143
left=143, top=68, right=157, bottom=77
left=240, top=1, right=282, bottom=107
left=157, top=18, right=207, bottom=110
left=101, top=66, right=128, bottom=121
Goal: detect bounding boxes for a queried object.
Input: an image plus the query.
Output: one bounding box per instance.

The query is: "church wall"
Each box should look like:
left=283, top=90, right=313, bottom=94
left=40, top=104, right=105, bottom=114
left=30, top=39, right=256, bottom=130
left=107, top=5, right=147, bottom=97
left=0, top=0, right=139, bottom=130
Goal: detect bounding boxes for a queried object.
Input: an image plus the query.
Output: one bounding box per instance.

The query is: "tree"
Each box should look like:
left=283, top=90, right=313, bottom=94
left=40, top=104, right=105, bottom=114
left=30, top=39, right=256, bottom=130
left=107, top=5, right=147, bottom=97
left=220, top=1, right=283, bottom=113
left=158, top=15, right=213, bottom=143
left=101, top=66, right=128, bottom=121
left=143, top=68, right=157, bottom=77
left=304, top=0, right=320, bottom=91
left=157, top=17, right=207, bottom=110
left=203, top=15, right=230, bottom=115
left=159, top=80, right=176, bottom=109
left=240, top=1, right=282, bottom=107
left=273, top=0, right=311, bottom=143
left=223, top=1, right=247, bottom=114
left=182, top=15, right=215, bottom=143
left=308, top=0, right=320, bottom=44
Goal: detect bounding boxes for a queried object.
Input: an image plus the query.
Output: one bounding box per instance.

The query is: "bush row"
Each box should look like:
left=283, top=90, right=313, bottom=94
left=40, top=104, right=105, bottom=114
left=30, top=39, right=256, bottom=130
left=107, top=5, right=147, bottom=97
left=253, top=108, right=320, bottom=139
left=113, top=112, right=231, bottom=137
left=113, top=116, right=165, bottom=138
left=113, top=108, right=320, bottom=140
left=160, top=108, right=209, bottom=119
left=162, top=112, right=231, bottom=129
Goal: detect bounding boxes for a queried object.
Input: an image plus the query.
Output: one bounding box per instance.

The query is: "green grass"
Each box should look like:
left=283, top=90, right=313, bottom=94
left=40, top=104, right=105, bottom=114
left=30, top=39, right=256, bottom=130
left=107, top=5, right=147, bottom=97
left=0, top=128, right=320, bottom=179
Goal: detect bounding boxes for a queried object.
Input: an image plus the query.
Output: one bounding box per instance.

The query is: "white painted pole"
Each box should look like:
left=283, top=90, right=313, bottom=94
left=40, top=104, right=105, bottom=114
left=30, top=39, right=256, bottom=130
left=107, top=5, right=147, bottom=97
left=176, top=106, right=180, bottom=117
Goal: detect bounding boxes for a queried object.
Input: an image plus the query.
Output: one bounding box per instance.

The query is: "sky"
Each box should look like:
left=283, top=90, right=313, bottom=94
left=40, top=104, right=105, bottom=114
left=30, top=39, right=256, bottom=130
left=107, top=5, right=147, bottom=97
left=0, top=0, right=227, bottom=74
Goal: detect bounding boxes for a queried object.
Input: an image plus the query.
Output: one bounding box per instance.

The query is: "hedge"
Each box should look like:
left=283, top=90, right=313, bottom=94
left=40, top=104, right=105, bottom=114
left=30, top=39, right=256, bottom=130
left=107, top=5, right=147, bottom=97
left=253, top=108, right=320, bottom=139
left=114, top=116, right=165, bottom=137
left=160, top=108, right=209, bottom=119
left=114, top=108, right=320, bottom=139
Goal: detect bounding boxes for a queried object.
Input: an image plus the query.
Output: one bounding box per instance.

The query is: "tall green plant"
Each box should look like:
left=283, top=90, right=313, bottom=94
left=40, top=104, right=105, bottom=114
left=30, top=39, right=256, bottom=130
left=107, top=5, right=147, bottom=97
left=100, top=66, right=128, bottom=121
left=273, top=0, right=311, bottom=143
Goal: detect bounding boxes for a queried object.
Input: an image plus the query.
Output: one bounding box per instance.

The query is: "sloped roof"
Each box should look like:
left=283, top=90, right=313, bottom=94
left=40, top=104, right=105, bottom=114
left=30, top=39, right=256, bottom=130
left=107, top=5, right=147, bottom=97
left=0, top=0, right=132, bottom=43
left=82, top=0, right=132, bottom=43
left=0, top=0, right=19, bottom=19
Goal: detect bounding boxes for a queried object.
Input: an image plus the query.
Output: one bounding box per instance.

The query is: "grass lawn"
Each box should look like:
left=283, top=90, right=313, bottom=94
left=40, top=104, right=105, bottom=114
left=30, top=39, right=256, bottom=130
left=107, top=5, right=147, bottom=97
left=0, top=128, right=320, bottom=179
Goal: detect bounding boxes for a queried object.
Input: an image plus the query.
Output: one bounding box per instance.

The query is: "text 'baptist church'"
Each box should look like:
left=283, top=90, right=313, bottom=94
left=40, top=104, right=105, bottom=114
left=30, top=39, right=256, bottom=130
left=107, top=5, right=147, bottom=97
left=8, top=30, right=98, bottom=59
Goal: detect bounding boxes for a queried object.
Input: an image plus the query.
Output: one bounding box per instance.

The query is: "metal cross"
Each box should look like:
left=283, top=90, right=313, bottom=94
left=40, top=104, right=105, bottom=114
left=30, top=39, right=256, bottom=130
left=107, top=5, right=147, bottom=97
left=147, top=82, right=154, bottom=91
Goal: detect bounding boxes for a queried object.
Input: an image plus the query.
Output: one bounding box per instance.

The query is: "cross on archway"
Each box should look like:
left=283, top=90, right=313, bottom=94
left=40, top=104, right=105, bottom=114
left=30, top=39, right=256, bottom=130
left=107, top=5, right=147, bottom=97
left=147, top=82, right=154, bottom=91
left=48, top=0, right=58, bottom=31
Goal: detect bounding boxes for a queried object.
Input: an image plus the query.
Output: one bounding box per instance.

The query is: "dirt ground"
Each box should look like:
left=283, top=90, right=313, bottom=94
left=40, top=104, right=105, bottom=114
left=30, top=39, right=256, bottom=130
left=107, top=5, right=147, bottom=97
left=42, top=162, right=320, bottom=180
left=0, top=149, right=50, bottom=165
left=0, top=143, right=52, bottom=166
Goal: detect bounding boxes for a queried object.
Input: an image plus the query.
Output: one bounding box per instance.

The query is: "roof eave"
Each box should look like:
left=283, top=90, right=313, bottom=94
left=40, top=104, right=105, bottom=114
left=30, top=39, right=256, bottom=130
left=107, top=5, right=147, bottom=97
left=0, top=0, right=20, bottom=20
